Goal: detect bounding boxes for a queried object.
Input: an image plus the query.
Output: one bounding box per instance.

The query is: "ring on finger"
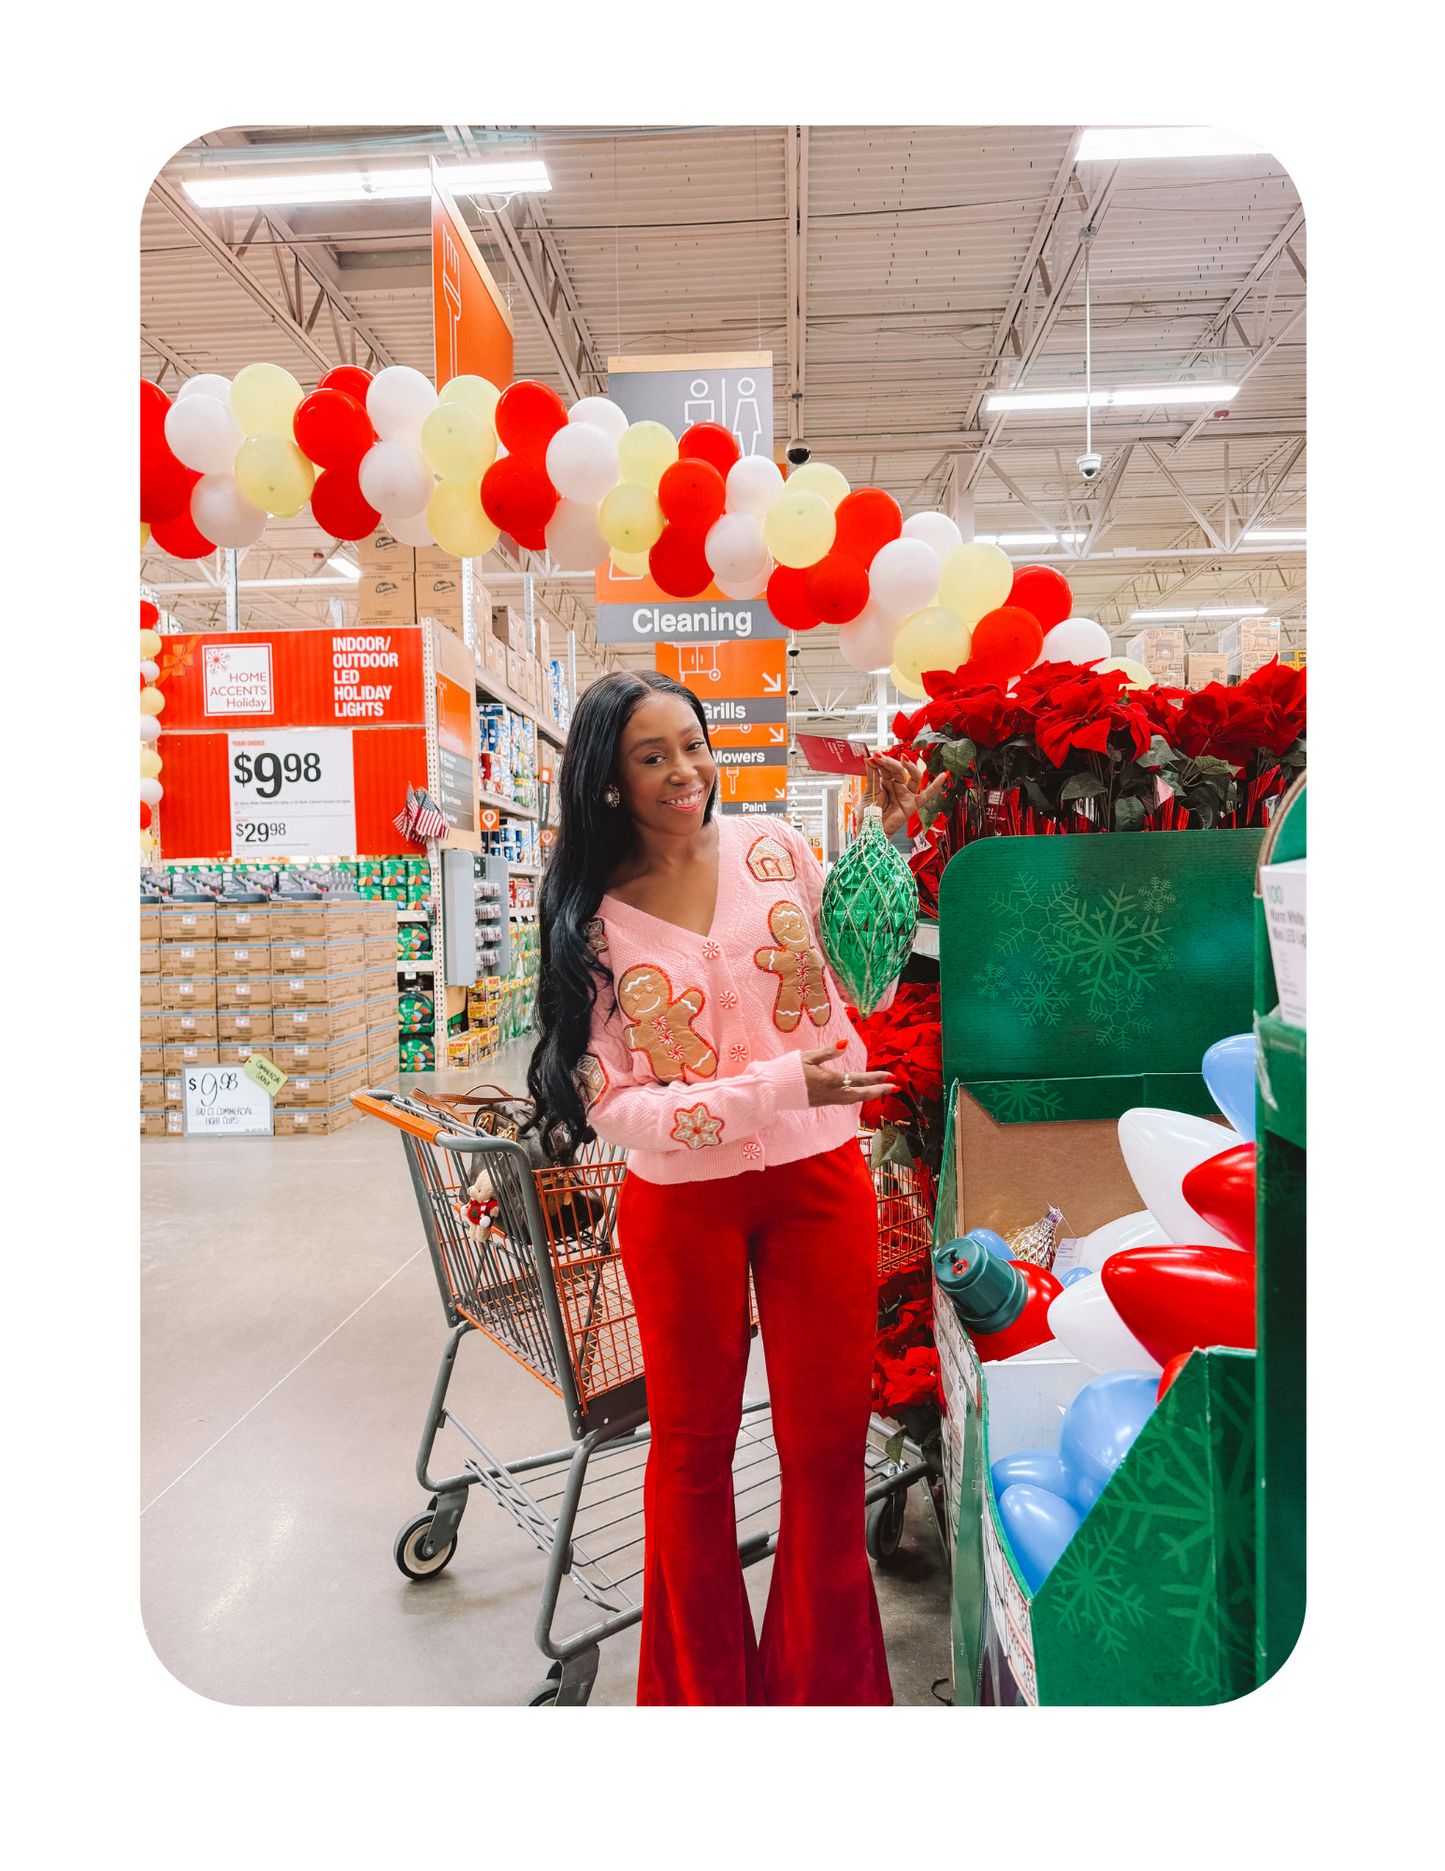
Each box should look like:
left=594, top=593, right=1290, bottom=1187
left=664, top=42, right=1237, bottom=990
left=842, top=1074, right=852, bottom=1090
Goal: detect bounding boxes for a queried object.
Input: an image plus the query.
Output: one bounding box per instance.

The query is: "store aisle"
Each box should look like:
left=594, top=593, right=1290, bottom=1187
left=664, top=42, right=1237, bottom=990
left=141, top=1040, right=952, bottom=1707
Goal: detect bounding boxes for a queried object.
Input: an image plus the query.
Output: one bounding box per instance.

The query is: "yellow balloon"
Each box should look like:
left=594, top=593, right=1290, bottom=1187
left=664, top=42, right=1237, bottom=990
left=140, top=747, right=163, bottom=779
left=438, top=374, right=502, bottom=428
left=784, top=461, right=849, bottom=509
left=140, top=629, right=163, bottom=659
left=890, top=663, right=926, bottom=701
left=610, top=548, right=652, bottom=576
left=600, top=481, right=665, bottom=552
left=1095, top=656, right=1154, bottom=690
left=938, top=541, right=1015, bottom=627
left=140, top=830, right=157, bottom=858
left=140, top=522, right=151, bottom=550
left=426, top=481, right=500, bottom=558
left=140, top=687, right=165, bottom=717
left=230, top=362, right=305, bottom=438
left=891, top=606, right=973, bottom=685
left=234, top=434, right=316, bottom=517
left=420, top=403, right=496, bottom=482
left=763, top=490, right=836, bottom=568
left=617, top=420, right=678, bottom=491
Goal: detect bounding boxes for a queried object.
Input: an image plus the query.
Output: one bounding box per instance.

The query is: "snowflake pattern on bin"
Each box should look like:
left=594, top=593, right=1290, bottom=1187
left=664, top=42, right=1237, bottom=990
left=671, top=1103, right=724, bottom=1150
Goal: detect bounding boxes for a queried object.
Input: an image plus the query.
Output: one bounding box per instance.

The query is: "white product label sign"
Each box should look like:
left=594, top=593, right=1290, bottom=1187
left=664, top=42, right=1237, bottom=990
left=204, top=643, right=274, bottom=714
left=228, top=729, right=356, bottom=856
left=182, top=1064, right=275, bottom=1137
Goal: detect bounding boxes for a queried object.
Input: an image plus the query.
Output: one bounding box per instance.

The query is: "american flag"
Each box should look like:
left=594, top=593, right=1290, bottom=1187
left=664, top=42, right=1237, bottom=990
left=394, top=786, right=450, bottom=845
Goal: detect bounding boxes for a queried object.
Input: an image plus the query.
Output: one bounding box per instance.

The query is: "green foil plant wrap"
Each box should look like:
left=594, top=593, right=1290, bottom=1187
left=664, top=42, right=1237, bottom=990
left=819, top=805, right=918, bottom=1015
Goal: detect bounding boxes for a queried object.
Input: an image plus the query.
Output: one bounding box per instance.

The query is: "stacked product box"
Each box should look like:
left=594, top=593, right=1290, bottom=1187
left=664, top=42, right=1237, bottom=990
left=146, top=899, right=219, bottom=1137
left=1218, top=617, right=1281, bottom=681
left=414, top=549, right=464, bottom=638
left=546, top=659, right=572, bottom=732
left=268, top=898, right=400, bottom=1134
left=357, top=527, right=416, bottom=626
left=1123, top=625, right=1186, bottom=688
left=477, top=702, right=535, bottom=808
left=1185, top=652, right=1228, bottom=690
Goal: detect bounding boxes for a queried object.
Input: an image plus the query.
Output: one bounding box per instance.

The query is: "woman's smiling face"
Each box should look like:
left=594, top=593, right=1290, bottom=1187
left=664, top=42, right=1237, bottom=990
left=614, top=692, right=716, bottom=834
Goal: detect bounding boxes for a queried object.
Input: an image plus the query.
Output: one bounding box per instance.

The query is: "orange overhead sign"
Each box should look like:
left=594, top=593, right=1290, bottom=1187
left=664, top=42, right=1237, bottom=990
left=653, top=640, right=786, bottom=701
left=431, top=164, right=514, bottom=394
left=715, top=765, right=788, bottom=806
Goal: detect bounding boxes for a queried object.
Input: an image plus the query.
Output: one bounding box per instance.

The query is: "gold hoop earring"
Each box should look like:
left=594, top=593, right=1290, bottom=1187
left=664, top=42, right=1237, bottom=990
left=603, top=785, right=620, bottom=808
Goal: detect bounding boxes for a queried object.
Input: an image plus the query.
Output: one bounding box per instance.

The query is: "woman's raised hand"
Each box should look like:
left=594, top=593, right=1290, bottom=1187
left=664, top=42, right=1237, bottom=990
left=869, top=752, right=949, bottom=839
left=801, top=1044, right=899, bottom=1108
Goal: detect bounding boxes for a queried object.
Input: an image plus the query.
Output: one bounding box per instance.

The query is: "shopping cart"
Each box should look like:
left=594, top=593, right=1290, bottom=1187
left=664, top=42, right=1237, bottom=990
left=353, top=1087, right=937, bottom=1706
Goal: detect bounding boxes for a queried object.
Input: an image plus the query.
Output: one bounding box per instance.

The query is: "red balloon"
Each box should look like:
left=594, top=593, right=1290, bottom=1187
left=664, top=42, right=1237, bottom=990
left=140, top=601, right=159, bottom=630
left=481, top=454, right=560, bottom=545
left=1101, top=1246, right=1256, bottom=1370
left=969, top=1263, right=1064, bottom=1362
left=804, top=553, right=869, bottom=624
left=294, top=389, right=374, bottom=472
left=494, top=380, right=568, bottom=459
left=678, top=421, right=740, bottom=478
left=1181, top=1144, right=1257, bottom=1250
left=317, top=365, right=374, bottom=404
left=150, top=505, right=216, bottom=561
left=657, top=458, right=727, bottom=533
left=767, top=564, right=822, bottom=631
left=648, top=526, right=713, bottom=599
left=832, top=487, right=902, bottom=566
left=310, top=465, right=381, bottom=542
left=1007, top=564, right=1073, bottom=630
left=968, top=606, right=1044, bottom=678
left=1156, top=1351, right=1192, bottom=1401
left=140, top=381, right=198, bottom=525
left=140, top=802, right=152, bottom=830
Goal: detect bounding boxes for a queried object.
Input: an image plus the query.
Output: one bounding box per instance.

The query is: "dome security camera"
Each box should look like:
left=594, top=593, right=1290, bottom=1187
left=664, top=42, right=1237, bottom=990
left=785, top=442, right=811, bottom=466
left=1077, top=451, right=1103, bottom=482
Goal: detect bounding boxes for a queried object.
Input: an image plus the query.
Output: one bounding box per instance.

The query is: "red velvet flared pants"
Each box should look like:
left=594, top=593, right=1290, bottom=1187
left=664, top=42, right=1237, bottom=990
left=616, top=1138, right=892, bottom=1706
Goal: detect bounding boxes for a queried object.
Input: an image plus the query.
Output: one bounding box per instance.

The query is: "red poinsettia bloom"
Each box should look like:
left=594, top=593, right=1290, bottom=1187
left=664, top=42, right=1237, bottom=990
left=1033, top=671, right=1152, bottom=766
left=876, top=1345, right=944, bottom=1415
left=849, top=984, right=942, bottom=1126
left=1238, top=657, right=1306, bottom=753
left=1170, top=683, right=1275, bottom=763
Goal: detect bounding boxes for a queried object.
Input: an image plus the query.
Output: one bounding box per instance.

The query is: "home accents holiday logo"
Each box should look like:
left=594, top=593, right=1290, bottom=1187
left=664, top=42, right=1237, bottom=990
left=203, top=644, right=274, bottom=716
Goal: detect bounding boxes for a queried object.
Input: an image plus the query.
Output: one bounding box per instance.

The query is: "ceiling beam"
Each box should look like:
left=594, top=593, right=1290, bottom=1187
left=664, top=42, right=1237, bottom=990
left=140, top=326, right=199, bottom=382
left=981, top=457, right=1067, bottom=546
left=1185, top=206, right=1305, bottom=366
left=1141, top=443, right=1227, bottom=549
left=1080, top=442, right=1135, bottom=556
left=1173, top=301, right=1306, bottom=452
left=785, top=126, right=809, bottom=442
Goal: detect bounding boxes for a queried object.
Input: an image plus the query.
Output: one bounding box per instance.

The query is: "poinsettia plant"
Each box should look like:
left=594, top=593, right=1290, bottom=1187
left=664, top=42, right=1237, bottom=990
left=873, top=1266, right=943, bottom=1472
left=890, top=655, right=1305, bottom=919
left=849, top=982, right=946, bottom=1178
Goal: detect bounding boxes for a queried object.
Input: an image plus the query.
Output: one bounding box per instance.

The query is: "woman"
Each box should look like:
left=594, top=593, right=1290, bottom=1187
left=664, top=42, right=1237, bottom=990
left=527, top=670, right=939, bottom=1706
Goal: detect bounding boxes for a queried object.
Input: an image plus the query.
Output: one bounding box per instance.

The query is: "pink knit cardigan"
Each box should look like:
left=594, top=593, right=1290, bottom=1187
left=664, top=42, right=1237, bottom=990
left=580, top=813, right=895, bottom=1185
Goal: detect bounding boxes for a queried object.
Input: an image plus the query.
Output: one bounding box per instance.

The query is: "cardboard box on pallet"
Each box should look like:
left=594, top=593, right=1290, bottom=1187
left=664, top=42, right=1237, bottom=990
left=1217, top=618, right=1280, bottom=658
left=1186, top=652, right=1228, bottom=690
left=161, top=976, right=217, bottom=1010
left=483, top=631, right=507, bottom=686
left=141, top=978, right=161, bottom=1009
left=365, top=992, right=400, bottom=1033
left=159, top=941, right=213, bottom=977
left=141, top=1043, right=165, bottom=1074
left=140, top=1077, right=165, bottom=1113
left=214, top=942, right=271, bottom=977
left=161, top=905, right=216, bottom=940
left=216, top=976, right=273, bottom=1010
left=273, top=1101, right=358, bottom=1137
left=139, top=944, right=160, bottom=976
left=140, top=1011, right=165, bottom=1046
left=218, top=1043, right=262, bottom=1066
left=416, top=553, right=464, bottom=635
left=272, top=1031, right=368, bottom=1075
left=1123, top=626, right=1186, bottom=670
left=363, top=935, right=397, bottom=965
left=362, top=964, right=396, bottom=994
left=268, top=939, right=363, bottom=974
left=267, top=907, right=329, bottom=941
left=163, top=1041, right=219, bottom=1070
left=274, top=1002, right=366, bottom=1042
left=491, top=604, right=525, bottom=653
left=1228, top=650, right=1278, bottom=682
left=163, top=1075, right=186, bottom=1110
left=217, top=1008, right=272, bottom=1042
left=161, top=1010, right=218, bottom=1042
left=140, top=908, right=161, bottom=942
left=505, top=643, right=526, bottom=695
left=140, top=1111, right=169, bottom=1137
left=215, top=906, right=270, bottom=941
left=272, top=970, right=367, bottom=1008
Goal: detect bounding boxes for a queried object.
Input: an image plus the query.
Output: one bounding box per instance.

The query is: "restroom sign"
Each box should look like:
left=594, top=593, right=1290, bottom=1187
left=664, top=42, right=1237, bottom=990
left=606, top=353, right=775, bottom=459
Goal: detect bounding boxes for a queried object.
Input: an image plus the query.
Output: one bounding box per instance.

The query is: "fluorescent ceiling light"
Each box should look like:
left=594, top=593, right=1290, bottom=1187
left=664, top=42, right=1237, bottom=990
left=1078, top=128, right=1267, bottom=162
left=183, top=160, right=551, bottom=210
left=1243, top=529, right=1306, bottom=541
left=1130, top=606, right=1269, bottom=619
left=986, top=384, right=1239, bottom=412
left=326, top=555, right=360, bottom=579
left=977, top=532, right=1086, bottom=546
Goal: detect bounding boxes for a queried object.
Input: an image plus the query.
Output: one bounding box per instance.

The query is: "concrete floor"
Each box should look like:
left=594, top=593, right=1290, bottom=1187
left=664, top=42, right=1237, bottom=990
left=140, top=1038, right=953, bottom=1707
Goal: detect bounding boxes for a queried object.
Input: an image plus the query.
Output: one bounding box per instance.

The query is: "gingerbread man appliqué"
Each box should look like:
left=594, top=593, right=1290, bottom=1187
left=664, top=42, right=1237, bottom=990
left=617, top=964, right=718, bottom=1081
left=754, top=901, right=832, bottom=1032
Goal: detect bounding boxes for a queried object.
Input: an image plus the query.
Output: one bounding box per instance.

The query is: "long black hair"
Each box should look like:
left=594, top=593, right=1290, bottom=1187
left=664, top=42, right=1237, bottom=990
left=525, top=669, right=717, bottom=1151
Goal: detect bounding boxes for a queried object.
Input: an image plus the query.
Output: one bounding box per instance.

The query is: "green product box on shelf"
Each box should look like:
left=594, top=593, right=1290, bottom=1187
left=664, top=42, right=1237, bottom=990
left=382, top=885, right=407, bottom=902
left=381, top=857, right=409, bottom=885
left=404, top=856, right=428, bottom=881
left=358, top=885, right=384, bottom=900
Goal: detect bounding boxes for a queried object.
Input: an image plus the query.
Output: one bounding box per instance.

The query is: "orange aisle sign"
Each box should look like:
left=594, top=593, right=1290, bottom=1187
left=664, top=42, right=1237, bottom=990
left=716, top=766, right=788, bottom=806
left=653, top=640, right=785, bottom=701
left=431, top=163, right=514, bottom=394
left=709, top=720, right=789, bottom=750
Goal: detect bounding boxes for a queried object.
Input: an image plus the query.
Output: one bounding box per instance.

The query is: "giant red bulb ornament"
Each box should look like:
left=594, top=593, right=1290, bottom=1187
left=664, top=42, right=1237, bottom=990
left=967, top=1262, right=1064, bottom=1361
left=1181, top=1144, right=1257, bottom=1250
left=1101, top=1246, right=1256, bottom=1370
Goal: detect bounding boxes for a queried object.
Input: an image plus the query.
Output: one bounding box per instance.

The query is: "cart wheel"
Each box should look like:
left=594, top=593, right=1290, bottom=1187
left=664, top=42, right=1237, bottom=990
left=866, top=1489, right=907, bottom=1562
left=522, top=1663, right=563, bottom=1707
left=394, top=1509, right=457, bottom=1580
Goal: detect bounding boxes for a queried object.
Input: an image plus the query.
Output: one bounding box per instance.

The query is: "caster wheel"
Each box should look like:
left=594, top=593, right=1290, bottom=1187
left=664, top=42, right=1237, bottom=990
left=866, top=1489, right=907, bottom=1562
left=523, top=1663, right=562, bottom=1707
left=394, top=1508, right=457, bottom=1580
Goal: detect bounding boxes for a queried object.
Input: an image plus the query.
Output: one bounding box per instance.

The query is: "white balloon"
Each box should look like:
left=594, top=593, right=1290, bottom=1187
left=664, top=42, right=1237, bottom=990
left=1039, top=616, right=1112, bottom=665
left=1076, top=1209, right=1174, bottom=1275
left=140, top=661, right=159, bottom=682
left=366, top=365, right=438, bottom=446
left=714, top=566, right=772, bottom=599
left=139, top=777, right=163, bottom=806
left=901, top=511, right=964, bottom=562
left=1047, top=1273, right=1163, bottom=1377
left=1117, top=1108, right=1248, bottom=1252
left=838, top=599, right=903, bottom=672
left=177, top=373, right=233, bottom=403
left=869, top=537, right=941, bottom=615
left=139, top=715, right=161, bottom=743
left=725, top=454, right=785, bottom=517
left=546, top=423, right=620, bottom=503
left=704, top=512, right=769, bottom=582
left=165, top=394, right=244, bottom=475
left=568, top=396, right=630, bottom=443
left=544, top=498, right=609, bottom=571
left=190, top=474, right=267, bottom=549
left=382, top=508, right=436, bottom=549
left=359, top=442, right=434, bottom=519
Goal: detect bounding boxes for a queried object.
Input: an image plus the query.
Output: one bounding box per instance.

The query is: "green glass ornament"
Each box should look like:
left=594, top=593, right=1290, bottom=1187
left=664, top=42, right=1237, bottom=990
left=819, top=804, right=918, bottom=1014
